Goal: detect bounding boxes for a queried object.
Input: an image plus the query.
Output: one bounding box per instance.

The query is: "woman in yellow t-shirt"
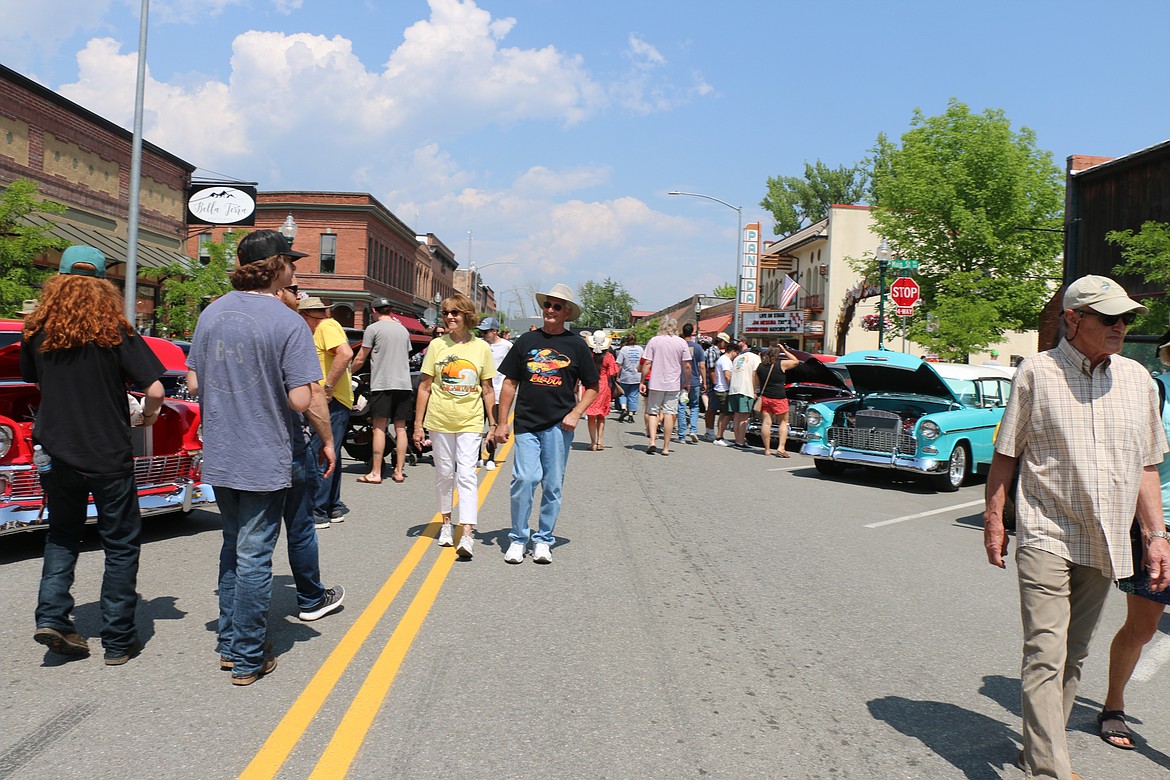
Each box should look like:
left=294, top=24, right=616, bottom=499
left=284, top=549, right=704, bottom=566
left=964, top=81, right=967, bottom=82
left=414, top=294, right=496, bottom=559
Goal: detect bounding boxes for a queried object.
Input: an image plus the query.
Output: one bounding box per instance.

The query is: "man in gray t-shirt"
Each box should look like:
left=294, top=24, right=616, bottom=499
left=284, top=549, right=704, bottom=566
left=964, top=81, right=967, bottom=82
left=350, top=298, right=413, bottom=483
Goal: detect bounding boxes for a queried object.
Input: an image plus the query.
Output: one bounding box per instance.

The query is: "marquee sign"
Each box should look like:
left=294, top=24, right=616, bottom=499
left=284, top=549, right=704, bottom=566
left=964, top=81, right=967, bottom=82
left=742, top=310, right=804, bottom=334
left=186, top=184, right=257, bottom=226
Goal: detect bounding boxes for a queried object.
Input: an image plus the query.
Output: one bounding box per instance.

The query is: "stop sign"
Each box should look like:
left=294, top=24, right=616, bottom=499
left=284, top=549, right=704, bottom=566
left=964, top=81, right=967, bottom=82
left=890, top=277, right=920, bottom=308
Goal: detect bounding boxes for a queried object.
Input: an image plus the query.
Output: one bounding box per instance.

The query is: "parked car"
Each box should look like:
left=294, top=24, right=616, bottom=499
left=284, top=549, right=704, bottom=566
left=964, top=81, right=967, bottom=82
left=746, top=350, right=854, bottom=449
left=800, top=350, right=1015, bottom=491
left=0, top=321, right=214, bottom=536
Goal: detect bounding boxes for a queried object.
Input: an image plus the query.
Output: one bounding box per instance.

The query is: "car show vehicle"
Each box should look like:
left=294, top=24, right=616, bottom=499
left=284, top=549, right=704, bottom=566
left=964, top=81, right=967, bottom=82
left=746, top=351, right=854, bottom=449
left=800, top=350, right=1014, bottom=491
left=0, top=321, right=214, bottom=535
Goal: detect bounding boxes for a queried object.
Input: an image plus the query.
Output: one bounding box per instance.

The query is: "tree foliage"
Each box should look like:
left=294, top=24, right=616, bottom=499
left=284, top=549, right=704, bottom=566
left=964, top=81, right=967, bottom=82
left=142, top=230, right=240, bottom=337
left=0, top=179, right=67, bottom=317
left=868, top=99, right=1064, bottom=359
left=711, top=282, right=736, bottom=299
left=760, top=160, right=868, bottom=236
left=628, top=317, right=659, bottom=345
left=576, top=277, right=637, bottom=330
left=1107, top=221, right=1170, bottom=335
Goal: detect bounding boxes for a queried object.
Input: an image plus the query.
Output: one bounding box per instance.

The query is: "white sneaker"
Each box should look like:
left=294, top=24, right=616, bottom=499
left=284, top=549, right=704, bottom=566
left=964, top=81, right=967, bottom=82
left=456, top=533, right=474, bottom=559
left=437, top=522, right=454, bottom=547
left=504, top=541, right=526, bottom=564
left=713, top=438, right=729, bottom=447
left=485, top=460, right=497, bottom=471
left=532, top=542, right=552, bottom=564
left=475, top=459, right=484, bottom=468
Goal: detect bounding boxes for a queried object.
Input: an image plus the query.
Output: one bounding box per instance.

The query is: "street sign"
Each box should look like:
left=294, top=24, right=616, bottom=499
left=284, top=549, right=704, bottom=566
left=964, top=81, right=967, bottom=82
left=894, top=306, right=915, bottom=317
left=890, top=277, right=920, bottom=308
left=889, top=259, right=918, bottom=270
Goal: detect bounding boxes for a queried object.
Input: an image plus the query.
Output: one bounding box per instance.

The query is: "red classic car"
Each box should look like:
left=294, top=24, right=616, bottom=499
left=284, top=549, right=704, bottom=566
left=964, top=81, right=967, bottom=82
left=0, top=320, right=214, bottom=536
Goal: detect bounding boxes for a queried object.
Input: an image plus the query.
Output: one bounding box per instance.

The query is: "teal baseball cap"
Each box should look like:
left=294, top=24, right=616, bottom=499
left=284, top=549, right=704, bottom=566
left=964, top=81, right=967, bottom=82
left=59, top=245, right=108, bottom=278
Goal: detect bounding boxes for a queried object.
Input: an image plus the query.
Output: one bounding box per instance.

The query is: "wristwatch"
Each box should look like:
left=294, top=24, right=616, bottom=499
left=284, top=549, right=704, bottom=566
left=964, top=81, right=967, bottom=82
left=1147, top=530, right=1170, bottom=542
left=324, top=383, right=333, bottom=391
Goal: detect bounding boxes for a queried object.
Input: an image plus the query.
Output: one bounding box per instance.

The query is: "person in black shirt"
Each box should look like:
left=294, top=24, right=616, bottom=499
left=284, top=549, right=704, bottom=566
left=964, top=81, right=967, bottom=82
left=756, top=345, right=802, bottom=456
left=491, top=284, right=598, bottom=564
left=21, top=246, right=165, bottom=664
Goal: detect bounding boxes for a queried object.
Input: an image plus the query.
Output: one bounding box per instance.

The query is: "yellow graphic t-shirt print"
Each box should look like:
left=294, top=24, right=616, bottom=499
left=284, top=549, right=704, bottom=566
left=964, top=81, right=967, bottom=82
left=437, top=356, right=481, bottom=397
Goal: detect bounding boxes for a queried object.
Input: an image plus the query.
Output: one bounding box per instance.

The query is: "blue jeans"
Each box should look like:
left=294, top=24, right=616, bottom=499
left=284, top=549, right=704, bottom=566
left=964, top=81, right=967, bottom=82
left=285, top=448, right=325, bottom=611
left=36, top=462, right=141, bottom=654
left=215, top=486, right=284, bottom=677
left=619, top=382, right=640, bottom=415
left=677, top=383, right=702, bottom=438
left=509, top=425, right=573, bottom=547
left=310, top=399, right=349, bottom=518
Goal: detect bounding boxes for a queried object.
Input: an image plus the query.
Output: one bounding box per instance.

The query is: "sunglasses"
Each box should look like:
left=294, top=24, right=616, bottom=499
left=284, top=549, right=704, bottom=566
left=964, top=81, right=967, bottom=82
left=284, top=285, right=298, bottom=295
left=542, top=301, right=564, bottom=311
left=441, top=309, right=463, bottom=317
left=1078, top=309, right=1137, bottom=327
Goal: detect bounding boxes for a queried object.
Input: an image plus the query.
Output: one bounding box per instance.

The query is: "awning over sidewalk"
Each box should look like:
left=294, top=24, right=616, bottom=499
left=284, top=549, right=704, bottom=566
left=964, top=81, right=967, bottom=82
left=391, top=313, right=428, bottom=334
left=24, top=214, right=191, bottom=272
left=697, top=314, right=732, bottom=336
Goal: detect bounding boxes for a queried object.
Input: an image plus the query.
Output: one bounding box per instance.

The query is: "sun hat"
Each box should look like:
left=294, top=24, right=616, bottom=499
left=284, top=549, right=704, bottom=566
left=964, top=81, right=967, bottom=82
left=58, top=245, right=107, bottom=278
left=534, top=283, right=583, bottom=322
left=1158, top=329, right=1170, bottom=366
left=237, top=229, right=309, bottom=265
left=1062, top=275, right=1148, bottom=315
left=297, top=296, right=328, bottom=312
left=585, top=330, right=612, bottom=353
left=715, top=332, right=731, bottom=344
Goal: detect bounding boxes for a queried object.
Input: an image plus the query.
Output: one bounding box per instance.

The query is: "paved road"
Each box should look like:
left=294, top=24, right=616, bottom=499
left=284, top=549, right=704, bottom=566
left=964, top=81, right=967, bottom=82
left=3, top=418, right=1170, bottom=779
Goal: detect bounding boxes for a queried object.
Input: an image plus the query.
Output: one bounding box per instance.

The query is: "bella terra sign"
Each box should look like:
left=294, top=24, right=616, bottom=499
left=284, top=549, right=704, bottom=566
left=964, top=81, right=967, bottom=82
left=186, top=184, right=257, bottom=226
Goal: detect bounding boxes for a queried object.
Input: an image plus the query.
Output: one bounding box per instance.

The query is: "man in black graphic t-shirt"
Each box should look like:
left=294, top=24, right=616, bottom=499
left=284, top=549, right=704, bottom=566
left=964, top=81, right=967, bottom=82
left=492, top=283, right=599, bottom=565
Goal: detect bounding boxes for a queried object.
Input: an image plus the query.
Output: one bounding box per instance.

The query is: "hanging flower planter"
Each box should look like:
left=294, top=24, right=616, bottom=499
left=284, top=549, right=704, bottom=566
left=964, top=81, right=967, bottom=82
left=860, top=314, right=894, bottom=332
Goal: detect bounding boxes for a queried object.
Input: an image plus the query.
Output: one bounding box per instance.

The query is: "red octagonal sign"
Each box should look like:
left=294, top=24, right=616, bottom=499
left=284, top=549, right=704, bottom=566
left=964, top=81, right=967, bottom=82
left=890, top=277, right=920, bottom=308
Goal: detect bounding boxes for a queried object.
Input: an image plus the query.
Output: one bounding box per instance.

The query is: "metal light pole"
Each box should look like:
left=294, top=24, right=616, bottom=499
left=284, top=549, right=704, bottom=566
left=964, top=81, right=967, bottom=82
left=124, top=0, right=151, bottom=325
left=876, top=238, right=890, bottom=350
left=668, top=191, right=742, bottom=338
left=279, top=213, right=298, bottom=246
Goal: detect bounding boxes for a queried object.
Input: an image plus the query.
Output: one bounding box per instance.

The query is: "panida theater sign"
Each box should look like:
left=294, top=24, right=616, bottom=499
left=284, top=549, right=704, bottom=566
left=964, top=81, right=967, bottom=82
left=741, top=310, right=804, bottom=335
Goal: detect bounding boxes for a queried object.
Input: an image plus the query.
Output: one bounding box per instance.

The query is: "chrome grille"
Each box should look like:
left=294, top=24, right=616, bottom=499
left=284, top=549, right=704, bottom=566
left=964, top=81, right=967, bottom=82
left=6, top=453, right=194, bottom=500
left=788, top=400, right=808, bottom=430
left=828, top=426, right=916, bottom=454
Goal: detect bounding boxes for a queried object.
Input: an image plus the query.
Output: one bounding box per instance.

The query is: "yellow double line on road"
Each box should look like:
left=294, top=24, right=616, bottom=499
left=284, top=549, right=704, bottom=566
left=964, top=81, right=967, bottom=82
left=239, top=435, right=514, bottom=780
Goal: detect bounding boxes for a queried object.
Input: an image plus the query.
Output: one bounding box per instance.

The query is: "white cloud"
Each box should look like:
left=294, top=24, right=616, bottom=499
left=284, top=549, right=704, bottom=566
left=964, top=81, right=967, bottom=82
left=0, top=0, right=113, bottom=73
left=627, top=34, right=665, bottom=67
left=512, top=165, right=611, bottom=197
left=152, top=0, right=246, bottom=25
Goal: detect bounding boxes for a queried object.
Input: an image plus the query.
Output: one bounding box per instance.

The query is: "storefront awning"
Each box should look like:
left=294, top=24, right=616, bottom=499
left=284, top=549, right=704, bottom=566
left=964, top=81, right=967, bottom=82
left=24, top=214, right=192, bottom=272
left=392, top=314, right=428, bottom=334
left=697, top=314, right=732, bottom=336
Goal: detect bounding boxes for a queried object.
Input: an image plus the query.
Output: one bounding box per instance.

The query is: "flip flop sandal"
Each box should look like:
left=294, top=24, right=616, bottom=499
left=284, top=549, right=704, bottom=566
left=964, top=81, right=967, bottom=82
left=390, top=474, right=406, bottom=483
left=1097, top=709, right=1136, bottom=750
left=356, top=476, right=382, bottom=484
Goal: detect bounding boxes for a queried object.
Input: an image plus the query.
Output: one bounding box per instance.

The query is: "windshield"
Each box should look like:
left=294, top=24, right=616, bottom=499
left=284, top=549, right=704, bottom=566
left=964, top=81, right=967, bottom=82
left=943, top=377, right=980, bottom=407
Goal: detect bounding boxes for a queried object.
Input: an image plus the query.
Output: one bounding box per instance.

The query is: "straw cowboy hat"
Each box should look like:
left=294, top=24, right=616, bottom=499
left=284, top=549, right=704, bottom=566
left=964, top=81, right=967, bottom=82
left=534, top=283, right=582, bottom=322
left=585, top=330, right=612, bottom=353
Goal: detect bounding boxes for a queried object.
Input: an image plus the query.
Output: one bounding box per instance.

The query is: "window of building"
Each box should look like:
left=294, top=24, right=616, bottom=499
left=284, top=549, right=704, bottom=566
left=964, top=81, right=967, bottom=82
left=320, top=233, right=337, bottom=274
left=197, top=232, right=212, bottom=265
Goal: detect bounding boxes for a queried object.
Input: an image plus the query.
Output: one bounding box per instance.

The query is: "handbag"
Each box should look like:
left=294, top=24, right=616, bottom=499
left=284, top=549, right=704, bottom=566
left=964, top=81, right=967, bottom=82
left=1119, top=518, right=1170, bottom=605
left=752, top=362, right=776, bottom=413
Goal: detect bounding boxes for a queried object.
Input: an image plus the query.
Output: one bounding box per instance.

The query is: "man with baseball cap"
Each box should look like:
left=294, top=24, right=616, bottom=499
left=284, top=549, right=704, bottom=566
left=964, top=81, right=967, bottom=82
left=477, top=316, right=512, bottom=471
left=350, top=297, right=412, bottom=484
left=985, top=274, right=1169, bottom=778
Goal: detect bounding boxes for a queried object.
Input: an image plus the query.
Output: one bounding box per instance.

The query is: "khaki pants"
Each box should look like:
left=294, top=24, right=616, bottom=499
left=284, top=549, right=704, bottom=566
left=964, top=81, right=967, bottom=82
left=1017, top=546, right=1112, bottom=779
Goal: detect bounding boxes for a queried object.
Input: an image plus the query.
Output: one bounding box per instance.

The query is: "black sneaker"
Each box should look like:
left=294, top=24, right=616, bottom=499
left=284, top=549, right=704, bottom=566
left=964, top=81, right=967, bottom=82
left=104, top=639, right=143, bottom=666
left=34, top=626, right=90, bottom=657
left=298, top=586, right=345, bottom=621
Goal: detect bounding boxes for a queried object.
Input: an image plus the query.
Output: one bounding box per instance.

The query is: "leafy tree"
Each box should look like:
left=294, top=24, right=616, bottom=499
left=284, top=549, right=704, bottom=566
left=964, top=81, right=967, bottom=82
left=868, top=99, right=1064, bottom=359
left=712, top=282, right=736, bottom=299
left=760, top=160, right=868, bottom=236
left=1108, top=221, right=1170, bottom=335
left=576, top=277, right=637, bottom=330
left=142, top=230, right=241, bottom=337
left=628, top=317, right=659, bottom=345
left=0, top=179, right=67, bottom=316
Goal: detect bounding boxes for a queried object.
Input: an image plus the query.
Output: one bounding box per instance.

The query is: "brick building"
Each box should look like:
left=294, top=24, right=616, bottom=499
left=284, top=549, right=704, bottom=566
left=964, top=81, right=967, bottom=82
left=0, top=64, right=195, bottom=328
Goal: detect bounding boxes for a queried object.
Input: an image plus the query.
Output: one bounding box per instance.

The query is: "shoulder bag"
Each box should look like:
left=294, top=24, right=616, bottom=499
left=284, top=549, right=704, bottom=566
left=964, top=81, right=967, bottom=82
left=752, top=362, right=775, bottom=413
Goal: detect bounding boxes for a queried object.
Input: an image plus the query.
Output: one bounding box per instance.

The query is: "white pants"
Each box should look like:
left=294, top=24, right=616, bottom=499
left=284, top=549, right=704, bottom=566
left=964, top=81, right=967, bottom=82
left=431, top=431, right=483, bottom=526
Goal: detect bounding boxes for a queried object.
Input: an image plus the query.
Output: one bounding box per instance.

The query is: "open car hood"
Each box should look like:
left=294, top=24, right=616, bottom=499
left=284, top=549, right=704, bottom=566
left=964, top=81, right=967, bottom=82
left=786, top=356, right=850, bottom=391
left=0, top=336, right=188, bottom=382
left=836, top=350, right=958, bottom=403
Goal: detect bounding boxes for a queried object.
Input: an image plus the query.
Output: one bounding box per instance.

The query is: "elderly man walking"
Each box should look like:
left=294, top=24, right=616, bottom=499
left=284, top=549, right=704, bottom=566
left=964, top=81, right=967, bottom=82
left=491, top=284, right=598, bottom=565
left=638, top=316, right=691, bottom=456
left=984, top=275, right=1170, bottom=779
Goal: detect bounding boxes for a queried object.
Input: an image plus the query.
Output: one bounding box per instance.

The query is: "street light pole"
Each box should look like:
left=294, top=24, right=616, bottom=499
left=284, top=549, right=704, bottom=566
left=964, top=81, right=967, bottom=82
left=668, top=191, right=743, bottom=338
left=876, top=238, right=890, bottom=350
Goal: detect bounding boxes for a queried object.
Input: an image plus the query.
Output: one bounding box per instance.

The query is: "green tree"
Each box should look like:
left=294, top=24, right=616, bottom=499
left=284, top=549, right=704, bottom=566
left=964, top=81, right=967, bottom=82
left=576, top=277, right=637, bottom=330
left=868, top=99, right=1064, bottom=359
left=1108, top=220, right=1170, bottom=335
left=628, top=317, right=659, bottom=345
left=142, top=230, right=241, bottom=337
left=0, top=179, right=67, bottom=316
left=712, top=282, right=736, bottom=299
left=760, top=160, right=868, bottom=236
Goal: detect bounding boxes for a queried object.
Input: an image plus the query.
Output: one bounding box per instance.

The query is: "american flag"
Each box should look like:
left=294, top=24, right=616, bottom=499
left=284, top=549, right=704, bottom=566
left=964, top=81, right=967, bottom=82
left=779, top=275, right=802, bottom=309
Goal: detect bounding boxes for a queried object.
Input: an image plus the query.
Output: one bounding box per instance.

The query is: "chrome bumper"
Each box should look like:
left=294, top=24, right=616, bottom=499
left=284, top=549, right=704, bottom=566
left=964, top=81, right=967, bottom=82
left=800, top=441, right=945, bottom=474
left=0, top=477, right=216, bottom=536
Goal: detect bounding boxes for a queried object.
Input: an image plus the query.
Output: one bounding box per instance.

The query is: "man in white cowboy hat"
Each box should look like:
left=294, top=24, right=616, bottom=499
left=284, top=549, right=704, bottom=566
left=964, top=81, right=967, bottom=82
left=491, top=283, right=599, bottom=564
left=984, top=274, right=1170, bottom=779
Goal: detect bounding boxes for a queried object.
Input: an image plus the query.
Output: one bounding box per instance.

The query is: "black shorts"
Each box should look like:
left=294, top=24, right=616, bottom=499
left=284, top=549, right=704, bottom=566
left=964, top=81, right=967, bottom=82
left=368, top=389, right=412, bottom=421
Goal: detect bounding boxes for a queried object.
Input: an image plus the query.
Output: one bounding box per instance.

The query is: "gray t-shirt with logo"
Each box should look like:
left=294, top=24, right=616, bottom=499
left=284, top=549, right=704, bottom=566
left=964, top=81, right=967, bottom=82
left=362, top=317, right=413, bottom=391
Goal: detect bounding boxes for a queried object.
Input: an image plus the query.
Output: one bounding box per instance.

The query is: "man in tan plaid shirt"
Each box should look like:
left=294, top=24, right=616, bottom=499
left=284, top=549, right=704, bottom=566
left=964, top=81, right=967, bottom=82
left=984, top=275, right=1170, bottom=780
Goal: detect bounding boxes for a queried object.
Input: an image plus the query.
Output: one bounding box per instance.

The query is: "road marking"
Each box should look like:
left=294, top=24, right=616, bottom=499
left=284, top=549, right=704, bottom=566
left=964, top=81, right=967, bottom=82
left=239, top=436, right=513, bottom=780
left=865, top=498, right=985, bottom=528
left=766, top=464, right=807, bottom=472
left=1132, top=635, right=1170, bottom=682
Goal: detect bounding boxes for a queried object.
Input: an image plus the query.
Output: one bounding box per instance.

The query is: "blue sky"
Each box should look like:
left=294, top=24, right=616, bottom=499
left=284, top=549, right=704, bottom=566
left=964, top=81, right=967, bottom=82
left=3, top=0, right=1169, bottom=317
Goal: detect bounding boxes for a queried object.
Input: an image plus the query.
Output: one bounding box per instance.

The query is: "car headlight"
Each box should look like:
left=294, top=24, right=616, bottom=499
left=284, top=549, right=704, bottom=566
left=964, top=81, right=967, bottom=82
left=920, top=420, right=941, bottom=440
left=806, top=408, right=823, bottom=428
left=0, top=425, right=11, bottom=458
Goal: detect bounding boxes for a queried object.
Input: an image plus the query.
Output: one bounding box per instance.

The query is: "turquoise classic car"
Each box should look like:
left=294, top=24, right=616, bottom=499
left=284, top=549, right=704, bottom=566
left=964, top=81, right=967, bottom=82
left=800, top=350, right=1014, bottom=491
